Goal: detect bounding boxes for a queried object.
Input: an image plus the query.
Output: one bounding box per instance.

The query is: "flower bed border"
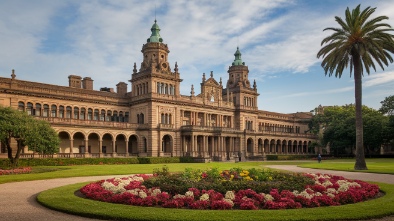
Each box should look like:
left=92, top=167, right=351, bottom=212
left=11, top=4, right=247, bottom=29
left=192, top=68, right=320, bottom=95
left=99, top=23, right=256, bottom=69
left=80, top=171, right=379, bottom=210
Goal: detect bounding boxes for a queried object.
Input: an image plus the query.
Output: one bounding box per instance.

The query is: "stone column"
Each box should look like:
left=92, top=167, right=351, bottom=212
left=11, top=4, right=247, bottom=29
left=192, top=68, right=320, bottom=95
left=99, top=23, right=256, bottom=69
left=98, top=139, right=103, bottom=157
left=69, top=139, right=74, bottom=158
left=112, top=139, right=117, bottom=157
left=84, top=139, right=89, bottom=157
left=125, top=138, right=129, bottom=156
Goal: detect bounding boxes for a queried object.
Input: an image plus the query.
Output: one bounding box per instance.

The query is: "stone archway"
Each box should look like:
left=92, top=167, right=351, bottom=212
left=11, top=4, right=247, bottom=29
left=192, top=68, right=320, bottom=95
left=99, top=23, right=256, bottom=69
left=87, top=132, right=100, bottom=154
left=72, top=132, right=85, bottom=154
left=102, top=133, right=113, bottom=154
left=258, top=138, right=263, bottom=154
left=162, top=135, right=172, bottom=154
left=247, top=138, right=254, bottom=153
left=115, top=134, right=127, bottom=154
left=128, top=135, right=138, bottom=156
left=58, top=131, right=70, bottom=153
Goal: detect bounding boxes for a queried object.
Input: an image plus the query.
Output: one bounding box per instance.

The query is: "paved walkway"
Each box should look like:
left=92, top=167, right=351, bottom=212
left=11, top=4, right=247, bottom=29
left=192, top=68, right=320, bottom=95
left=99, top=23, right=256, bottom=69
left=0, top=167, right=393, bottom=221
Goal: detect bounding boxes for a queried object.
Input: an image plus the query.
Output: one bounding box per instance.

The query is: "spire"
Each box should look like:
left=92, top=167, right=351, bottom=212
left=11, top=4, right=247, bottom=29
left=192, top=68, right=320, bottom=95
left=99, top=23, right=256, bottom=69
left=147, top=19, right=163, bottom=43
left=232, top=47, right=245, bottom=66
left=11, top=69, right=16, bottom=80
left=133, top=62, right=137, bottom=74
left=191, top=84, right=195, bottom=96
left=174, top=62, right=178, bottom=74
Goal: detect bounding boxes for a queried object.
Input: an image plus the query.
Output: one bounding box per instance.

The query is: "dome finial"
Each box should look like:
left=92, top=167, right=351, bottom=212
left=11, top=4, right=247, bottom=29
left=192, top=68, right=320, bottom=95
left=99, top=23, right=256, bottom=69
left=232, top=47, right=244, bottom=66
left=147, top=19, right=163, bottom=43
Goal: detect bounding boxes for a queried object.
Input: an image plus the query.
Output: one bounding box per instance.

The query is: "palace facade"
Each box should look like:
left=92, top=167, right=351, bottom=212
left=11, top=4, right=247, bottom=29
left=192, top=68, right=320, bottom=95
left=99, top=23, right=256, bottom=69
left=0, top=20, right=317, bottom=161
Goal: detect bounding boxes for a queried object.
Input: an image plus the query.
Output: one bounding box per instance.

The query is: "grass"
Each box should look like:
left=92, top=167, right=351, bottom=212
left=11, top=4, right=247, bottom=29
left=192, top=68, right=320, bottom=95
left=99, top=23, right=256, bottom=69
left=37, top=178, right=394, bottom=221
left=300, top=158, right=394, bottom=174
left=2, top=159, right=394, bottom=220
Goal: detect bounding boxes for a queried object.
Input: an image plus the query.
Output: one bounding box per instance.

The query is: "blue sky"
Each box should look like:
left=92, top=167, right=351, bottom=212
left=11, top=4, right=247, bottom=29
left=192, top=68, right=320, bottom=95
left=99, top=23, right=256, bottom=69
left=1, top=0, right=394, bottom=114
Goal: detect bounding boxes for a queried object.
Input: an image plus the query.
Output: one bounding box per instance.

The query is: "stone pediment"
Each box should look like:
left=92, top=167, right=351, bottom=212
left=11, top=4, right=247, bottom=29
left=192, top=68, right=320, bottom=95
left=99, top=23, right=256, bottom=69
left=204, top=78, right=220, bottom=87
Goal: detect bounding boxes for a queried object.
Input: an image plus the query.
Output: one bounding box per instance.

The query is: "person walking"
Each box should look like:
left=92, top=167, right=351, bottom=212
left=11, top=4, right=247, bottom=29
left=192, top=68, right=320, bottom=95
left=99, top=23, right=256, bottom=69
left=318, top=154, right=322, bottom=163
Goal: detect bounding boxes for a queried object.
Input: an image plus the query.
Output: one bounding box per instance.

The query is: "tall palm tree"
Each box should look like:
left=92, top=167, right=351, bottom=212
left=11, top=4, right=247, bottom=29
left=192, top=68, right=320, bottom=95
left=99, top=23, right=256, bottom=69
left=317, top=5, right=394, bottom=170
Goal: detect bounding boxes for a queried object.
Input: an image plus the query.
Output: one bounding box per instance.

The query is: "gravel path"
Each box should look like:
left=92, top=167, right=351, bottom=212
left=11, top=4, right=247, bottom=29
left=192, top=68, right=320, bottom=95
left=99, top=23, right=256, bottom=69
left=0, top=167, right=393, bottom=221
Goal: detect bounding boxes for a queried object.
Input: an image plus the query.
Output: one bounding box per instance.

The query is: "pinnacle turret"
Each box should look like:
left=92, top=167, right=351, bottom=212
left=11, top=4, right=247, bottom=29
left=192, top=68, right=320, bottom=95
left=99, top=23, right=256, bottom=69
left=147, top=20, right=163, bottom=43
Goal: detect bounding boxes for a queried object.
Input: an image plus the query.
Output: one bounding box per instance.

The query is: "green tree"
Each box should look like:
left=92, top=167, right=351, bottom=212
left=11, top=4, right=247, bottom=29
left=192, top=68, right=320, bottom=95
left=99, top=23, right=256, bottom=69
left=317, top=5, right=394, bottom=170
left=379, top=95, right=394, bottom=115
left=0, top=106, right=60, bottom=167
left=310, top=105, right=387, bottom=156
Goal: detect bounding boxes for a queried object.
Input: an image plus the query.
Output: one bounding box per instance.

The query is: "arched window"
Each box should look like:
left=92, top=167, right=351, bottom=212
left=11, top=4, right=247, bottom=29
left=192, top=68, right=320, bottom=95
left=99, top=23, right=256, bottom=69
left=161, top=83, right=164, bottom=94
left=119, top=111, right=124, bottom=122
left=100, top=110, right=105, bottom=121
left=169, top=85, right=174, bottom=95
left=35, top=103, right=41, bottom=116
left=73, top=107, right=79, bottom=119
left=113, top=111, right=118, bottom=122
left=137, top=114, right=140, bottom=124
left=27, top=102, right=33, bottom=115
left=43, top=104, right=49, bottom=117
left=144, top=137, right=147, bottom=152
left=80, top=108, right=86, bottom=120
left=140, top=113, right=144, bottom=124
left=66, top=106, right=72, bottom=118
left=18, top=101, right=25, bottom=111
left=51, top=105, right=57, bottom=117
left=164, top=84, right=168, bottom=94
left=94, top=109, right=99, bottom=121
left=106, top=110, right=111, bottom=121
left=125, top=112, right=129, bottom=122
left=87, top=108, right=93, bottom=120
left=59, top=106, right=64, bottom=118
left=161, top=113, right=165, bottom=124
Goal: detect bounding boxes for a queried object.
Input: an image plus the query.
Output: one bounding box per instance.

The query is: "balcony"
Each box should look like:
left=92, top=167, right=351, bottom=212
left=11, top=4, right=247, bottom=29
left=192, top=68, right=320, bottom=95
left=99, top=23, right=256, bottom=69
left=180, top=125, right=239, bottom=133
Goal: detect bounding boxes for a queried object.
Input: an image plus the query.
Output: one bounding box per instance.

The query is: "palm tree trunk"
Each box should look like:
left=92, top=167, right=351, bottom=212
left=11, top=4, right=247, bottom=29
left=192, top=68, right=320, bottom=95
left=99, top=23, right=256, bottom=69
left=353, top=54, right=368, bottom=170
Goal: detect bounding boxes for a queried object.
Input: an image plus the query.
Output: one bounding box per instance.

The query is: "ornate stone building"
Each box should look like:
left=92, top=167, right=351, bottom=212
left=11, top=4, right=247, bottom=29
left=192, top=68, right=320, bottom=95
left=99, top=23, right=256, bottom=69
left=0, top=20, right=317, bottom=161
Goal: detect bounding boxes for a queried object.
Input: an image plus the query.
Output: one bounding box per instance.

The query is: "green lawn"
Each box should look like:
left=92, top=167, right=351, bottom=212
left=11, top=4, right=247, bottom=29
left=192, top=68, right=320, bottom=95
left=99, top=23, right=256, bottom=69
left=37, top=182, right=394, bottom=221
left=299, top=158, right=394, bottom=174
left=2, top=159, right=394, bottom=220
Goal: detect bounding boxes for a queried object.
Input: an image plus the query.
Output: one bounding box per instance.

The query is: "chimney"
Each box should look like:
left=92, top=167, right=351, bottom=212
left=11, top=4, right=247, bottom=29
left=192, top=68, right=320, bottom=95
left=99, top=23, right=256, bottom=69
left=68, top=75, right=82, bottom=88
left=116, top=82, right=128, bottom=95
left=82, top=77, right=94, bottom=90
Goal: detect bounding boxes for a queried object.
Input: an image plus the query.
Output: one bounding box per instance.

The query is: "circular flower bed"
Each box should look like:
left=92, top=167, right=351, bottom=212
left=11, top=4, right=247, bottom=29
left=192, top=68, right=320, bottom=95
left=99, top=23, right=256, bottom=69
left=80, top=167, right=380, bottom=210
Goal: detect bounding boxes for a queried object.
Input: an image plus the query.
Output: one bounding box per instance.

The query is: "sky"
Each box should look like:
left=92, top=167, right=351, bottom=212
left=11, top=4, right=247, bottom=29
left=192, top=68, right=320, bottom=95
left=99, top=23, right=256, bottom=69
left=1, top=0, right=394, bottom=114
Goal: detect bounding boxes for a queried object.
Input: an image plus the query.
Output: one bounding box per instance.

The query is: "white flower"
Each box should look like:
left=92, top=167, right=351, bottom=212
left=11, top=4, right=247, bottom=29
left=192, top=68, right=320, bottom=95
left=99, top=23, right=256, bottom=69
left=127, top=189, right=139, bottom=195
left=263, top=194, right=274, bottom=202
left=185, top=191, right=194, bottom=198
left=327, top=193, right=335, bottom=199
left=139, top=191, right=147, bottom=199
left=326, top=188, right=337, bottom=194
left=151, top=188, right=162, bottom=197
left=173, top=194, right=185, bottom=199
left=200, top=193, right=209, bottom=201
left=225, top=191, right=235, bottom=200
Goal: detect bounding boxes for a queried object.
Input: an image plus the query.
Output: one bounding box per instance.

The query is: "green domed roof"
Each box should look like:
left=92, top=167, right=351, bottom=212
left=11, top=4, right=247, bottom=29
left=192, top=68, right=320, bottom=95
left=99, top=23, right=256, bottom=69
left=147, top=19, right=163, bottom=43
left=232, top=47, right=244, bottom=66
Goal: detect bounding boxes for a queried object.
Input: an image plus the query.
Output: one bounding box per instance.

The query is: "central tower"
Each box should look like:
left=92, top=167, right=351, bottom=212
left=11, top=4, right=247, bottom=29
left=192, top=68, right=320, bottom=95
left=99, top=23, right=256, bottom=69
left=130, top=20, right=182, bottom=98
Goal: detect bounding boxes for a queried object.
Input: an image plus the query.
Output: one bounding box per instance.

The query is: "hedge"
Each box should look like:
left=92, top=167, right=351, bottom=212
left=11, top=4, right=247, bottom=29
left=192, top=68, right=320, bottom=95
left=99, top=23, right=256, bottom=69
left=0, top=156, right=196, bottom=167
